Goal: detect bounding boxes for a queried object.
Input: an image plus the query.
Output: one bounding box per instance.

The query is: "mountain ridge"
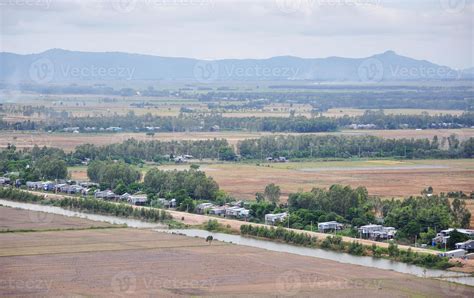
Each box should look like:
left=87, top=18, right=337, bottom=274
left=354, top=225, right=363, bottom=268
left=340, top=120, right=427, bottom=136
left=0, top=49, right=470, bottom=83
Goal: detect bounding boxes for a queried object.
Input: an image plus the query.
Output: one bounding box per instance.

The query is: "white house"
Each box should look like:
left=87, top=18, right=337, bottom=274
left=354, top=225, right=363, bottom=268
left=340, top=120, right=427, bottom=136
left=433, top=228, right=474, bottom=244
left=225, top=206, right=249, bottom=218
left=456, top=240, right=474, bottom=251
left=318, top=221, right=344, bottom=233
left=439, top=249, right=467, bottom=258
left=358, top=224, right=396, bottom=240
left=265, top=212, right=288, bottom=226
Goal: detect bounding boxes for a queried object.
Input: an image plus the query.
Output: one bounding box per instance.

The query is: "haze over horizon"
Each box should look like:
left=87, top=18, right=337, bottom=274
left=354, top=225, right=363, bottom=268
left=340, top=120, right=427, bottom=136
left=1, top=0, right=473, bottom=69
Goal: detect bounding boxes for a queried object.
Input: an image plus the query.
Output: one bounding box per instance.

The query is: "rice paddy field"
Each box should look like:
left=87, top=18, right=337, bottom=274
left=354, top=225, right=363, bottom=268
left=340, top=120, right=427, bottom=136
left=1, top=207, right=472, bottom=297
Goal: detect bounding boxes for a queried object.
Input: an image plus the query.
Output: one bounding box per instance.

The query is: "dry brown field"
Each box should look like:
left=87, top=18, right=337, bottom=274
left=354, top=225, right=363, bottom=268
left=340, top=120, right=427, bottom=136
left=1, top=128, right=472, bottom=151
left=0, top=206, right=115, bottom=231
left=1, top=225, right=472, bottom=297
left=157, top=159, right=474, bottom=200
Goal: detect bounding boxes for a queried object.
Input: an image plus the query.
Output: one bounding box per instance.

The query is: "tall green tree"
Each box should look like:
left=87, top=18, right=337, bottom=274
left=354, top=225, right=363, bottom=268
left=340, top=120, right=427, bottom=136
left=264, top=183, right=281, bottom=204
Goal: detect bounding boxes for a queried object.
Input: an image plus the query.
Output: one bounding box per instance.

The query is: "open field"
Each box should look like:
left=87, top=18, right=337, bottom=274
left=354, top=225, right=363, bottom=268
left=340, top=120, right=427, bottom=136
left=1, top=226, right=472, bottom=297
left=157, top=159, right=474, bottom=200
left=2, top=92, right=467, bottom=119
left=0, top=206, right=115, bottom=232
left=1, top=128, right=473, bottom=151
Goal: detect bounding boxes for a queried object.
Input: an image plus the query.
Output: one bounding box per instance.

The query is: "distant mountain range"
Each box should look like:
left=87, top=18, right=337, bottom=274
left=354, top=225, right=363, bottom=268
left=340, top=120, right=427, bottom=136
left=0, top=49, right=472, bottom=84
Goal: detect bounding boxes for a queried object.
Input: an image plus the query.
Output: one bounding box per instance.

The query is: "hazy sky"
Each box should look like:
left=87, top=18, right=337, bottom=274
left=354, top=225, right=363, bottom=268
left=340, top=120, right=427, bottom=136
left=1, top=0, right=473, bottom=68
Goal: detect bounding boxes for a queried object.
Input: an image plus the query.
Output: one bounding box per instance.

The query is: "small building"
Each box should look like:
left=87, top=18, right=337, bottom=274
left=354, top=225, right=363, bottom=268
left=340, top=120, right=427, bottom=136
left=433, top=228, right=474, bottom=245
left=26, top=181, right=43, bottom=189
left=127, top=193, right=148, bottom=206
left=225, top=206, right=249, bottom=218
left=169, top=199, right=177, bottom=208
left=120, top=193, right=131, bottom=201
left=0, top=177, right=11, bottom=185
left=318, top=221, right=344, bottom=233
left=456, top=240, right=474, bottom=252
left=174, top=156, right=188, bottom=163
left=196, top=203, right=215, bottom=214
left=358, top=224, right=396, bottom=240
left=439, top=249, right=467, bottom=259
left=209, top=206, right=227, bottom=216
left=265, top=212, right=288, bottom=226
left=42, top=182, right=55, bottom=191
left=94, top=190, right=117, bottom=200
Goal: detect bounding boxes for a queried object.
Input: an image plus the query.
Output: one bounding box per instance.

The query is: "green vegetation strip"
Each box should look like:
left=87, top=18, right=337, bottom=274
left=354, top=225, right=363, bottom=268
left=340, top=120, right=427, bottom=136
left=240, top=224, right=455, bottom=270
left=0, top=188, right=172, bottom=223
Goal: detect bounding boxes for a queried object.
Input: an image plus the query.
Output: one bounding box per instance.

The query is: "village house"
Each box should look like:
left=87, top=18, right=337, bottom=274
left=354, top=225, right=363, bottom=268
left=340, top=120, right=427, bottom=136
left=432, top=228, right=474, bottom=245
left=127, top=193, right=148, bottom=206
left=209, top=206, right=227, bottom=216
left=94, top=190, right=118, bottom=200
left=455, top=240, right=474, bottom=252
left=225, top=206, right=249, bottom=218
left=439, top=249, right=467, bottom=259
left=26, top=181, right=44, bottom=189
left=318, top=221, right=344, bottom=233
left=264, top=212, right=288, bottom=226
left=156, top=198, right=175, bottom=208
left=0, top=177, right=11, bottom=185
left=196, top=203, right=215, bottom=214
left=358, top=224, right=396, bottom=240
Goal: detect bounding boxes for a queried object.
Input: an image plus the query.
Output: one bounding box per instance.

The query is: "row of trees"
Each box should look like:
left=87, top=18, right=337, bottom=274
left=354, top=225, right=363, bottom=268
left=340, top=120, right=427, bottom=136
left=238, top=135, right=474, bottom=159
left=87, top=161, right=141, bottom=190
left=0, top=145, right=69, bottom=181
left=3, top=110, right=473, bottom=133
left=143, top=168, right=220, bottom=204
left=380, top=195, right=471, bottom=241
left=288, top=185, right=374, bottom=227
left=197, top=86, right=472, bottom=110
left=74, top=139, right=234, bottom=162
